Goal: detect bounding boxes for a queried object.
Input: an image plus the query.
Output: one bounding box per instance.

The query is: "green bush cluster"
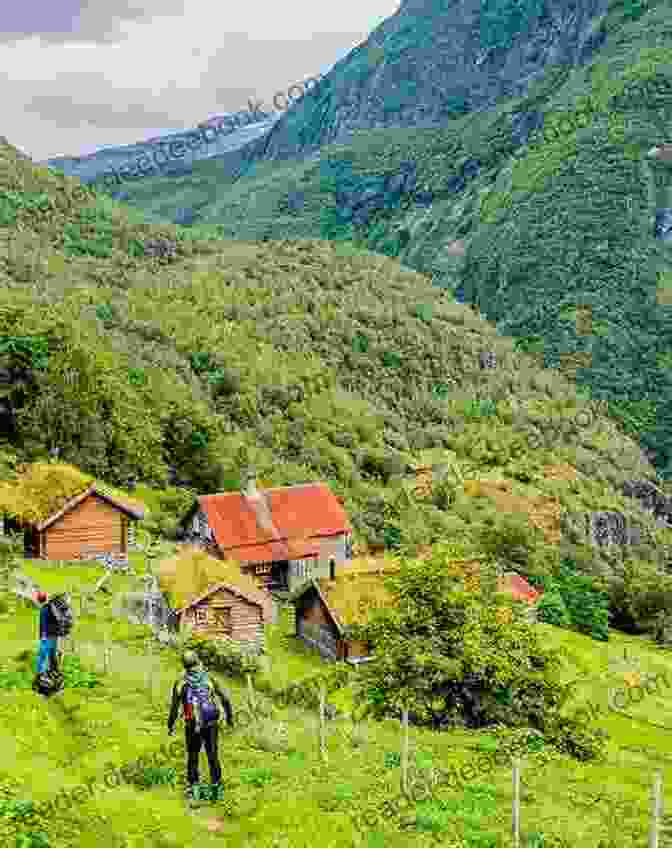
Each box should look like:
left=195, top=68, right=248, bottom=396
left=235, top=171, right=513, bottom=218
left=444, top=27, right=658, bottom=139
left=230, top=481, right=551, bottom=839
left=0, top=191, right=53, bottom=227
left=531, top=558, right=609, bottom=641
left=463, top=398, right=498, bottom=418
left=130, top=766, right=177, bottom=789
left=608, top=558, right=672, bottom=635
left=183, top=634, right=261, bottom=678
left=0, top=336, right=49, bottom=371
left=62, top=208, right=116, bottom=258
left=0, top=799, right=50, bottom=848
left=258, top=664, right=351, bottom=712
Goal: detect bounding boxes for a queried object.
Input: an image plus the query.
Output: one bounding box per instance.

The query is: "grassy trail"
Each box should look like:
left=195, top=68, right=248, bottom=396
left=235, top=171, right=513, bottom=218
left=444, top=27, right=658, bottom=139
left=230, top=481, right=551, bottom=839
left=3, top=559, right=672, bottom=846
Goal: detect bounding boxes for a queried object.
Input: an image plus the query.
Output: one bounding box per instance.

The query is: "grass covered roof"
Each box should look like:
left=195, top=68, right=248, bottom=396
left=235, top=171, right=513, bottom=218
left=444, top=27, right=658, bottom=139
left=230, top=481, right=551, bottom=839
left=0, top=462, right=146, bottom=524
left=157, top=545, right=266, bottom=612
left=315, top=555, right=401, bottom=628
left=0, top=462, right=94, bottom=524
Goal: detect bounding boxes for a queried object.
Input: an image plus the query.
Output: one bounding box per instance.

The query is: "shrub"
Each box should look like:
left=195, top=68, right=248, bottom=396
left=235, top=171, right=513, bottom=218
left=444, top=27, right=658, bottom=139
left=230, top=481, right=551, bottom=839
left=131, top=766, right=177, bottom=789
left=542, top=713, right=608, bottom=761
left=536, top=588, right=571, bottom=627
left=259, top=665, right=351, bottom=712
left=554, top=558, right=609, bottom=641
left=95, top=303, right=114, bottom=323
left=184, top=635, right=261, bottom=678
left=478, top=515, right=541, bottom=568
left=352, top=545, right=594, bottom=749
left=209, top=367, right=242, bottom=398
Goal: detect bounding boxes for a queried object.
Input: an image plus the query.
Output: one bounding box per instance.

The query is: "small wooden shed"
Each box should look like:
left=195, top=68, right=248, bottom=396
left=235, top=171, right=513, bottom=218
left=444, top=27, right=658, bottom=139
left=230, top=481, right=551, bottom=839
left=158, top=546, right=272, bottom=652
left=176, top=584, right=267, bottom=651
left=0, top=462, right=145, bottom=563
left=289, top=555, right=400, bottom=663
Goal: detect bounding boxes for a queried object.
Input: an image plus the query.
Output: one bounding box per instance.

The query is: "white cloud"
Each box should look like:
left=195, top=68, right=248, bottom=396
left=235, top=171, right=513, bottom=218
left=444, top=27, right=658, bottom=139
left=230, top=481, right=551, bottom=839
left=0, top=0, right=398, bottom=160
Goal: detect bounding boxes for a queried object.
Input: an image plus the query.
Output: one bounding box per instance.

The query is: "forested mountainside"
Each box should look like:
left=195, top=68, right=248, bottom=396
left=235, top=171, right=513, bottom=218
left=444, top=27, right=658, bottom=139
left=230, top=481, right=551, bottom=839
left=242, top=0, right=613, bottom=163
left=3, top=137, right=672, bottom=633
left=106, top=0, right=672, bottom=481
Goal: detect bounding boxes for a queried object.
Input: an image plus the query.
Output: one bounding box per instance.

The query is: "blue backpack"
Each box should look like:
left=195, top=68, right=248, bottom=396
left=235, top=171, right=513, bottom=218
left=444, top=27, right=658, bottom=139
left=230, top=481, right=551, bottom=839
left=181, top=676, right=220, bottom=728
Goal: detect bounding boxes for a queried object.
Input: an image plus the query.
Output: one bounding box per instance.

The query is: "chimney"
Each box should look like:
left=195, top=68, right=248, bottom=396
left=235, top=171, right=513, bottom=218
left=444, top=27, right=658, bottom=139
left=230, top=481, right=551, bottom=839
left=242, top=468, right=257, bottom=498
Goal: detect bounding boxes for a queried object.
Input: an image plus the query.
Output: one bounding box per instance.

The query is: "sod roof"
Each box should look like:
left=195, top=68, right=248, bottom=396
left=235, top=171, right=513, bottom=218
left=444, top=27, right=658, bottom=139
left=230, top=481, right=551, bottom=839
left=157, top=545, right=271, bottom=618
left=0, top=462, right=146, bottom=527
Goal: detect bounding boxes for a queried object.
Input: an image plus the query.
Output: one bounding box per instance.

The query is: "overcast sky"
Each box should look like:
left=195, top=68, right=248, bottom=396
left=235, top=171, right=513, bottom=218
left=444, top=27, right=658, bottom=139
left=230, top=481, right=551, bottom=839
left=1, top=0, right=399, bottom=161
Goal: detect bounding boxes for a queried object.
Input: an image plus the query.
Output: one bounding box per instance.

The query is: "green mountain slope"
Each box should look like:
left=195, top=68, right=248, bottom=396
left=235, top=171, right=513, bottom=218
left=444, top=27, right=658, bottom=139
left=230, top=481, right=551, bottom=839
left=239, top=0, right=614, bottom=163
left=111, top=0, right=672, bottom=479
left=3, top=135, right=672, bottom=624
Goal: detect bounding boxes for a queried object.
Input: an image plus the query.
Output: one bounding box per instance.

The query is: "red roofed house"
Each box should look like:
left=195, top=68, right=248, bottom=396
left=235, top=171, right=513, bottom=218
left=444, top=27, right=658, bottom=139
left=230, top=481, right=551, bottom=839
left=178, top=470, right=353, bottom=594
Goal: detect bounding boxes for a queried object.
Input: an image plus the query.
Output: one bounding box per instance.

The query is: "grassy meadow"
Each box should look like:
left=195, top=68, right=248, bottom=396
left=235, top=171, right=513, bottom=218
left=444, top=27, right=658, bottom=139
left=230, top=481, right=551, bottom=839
left=2, top=556, right=672, bottom=847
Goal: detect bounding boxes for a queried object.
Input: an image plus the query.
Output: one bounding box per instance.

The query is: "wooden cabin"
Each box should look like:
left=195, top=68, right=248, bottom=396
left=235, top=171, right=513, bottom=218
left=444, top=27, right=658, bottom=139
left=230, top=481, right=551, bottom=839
left=176, top=583, right=267, bottom=652
left=0, top=464, right=145, bottom=563
left=157, top=546, right=272, bottom=652
left=289, top=556, right=400, bottom=663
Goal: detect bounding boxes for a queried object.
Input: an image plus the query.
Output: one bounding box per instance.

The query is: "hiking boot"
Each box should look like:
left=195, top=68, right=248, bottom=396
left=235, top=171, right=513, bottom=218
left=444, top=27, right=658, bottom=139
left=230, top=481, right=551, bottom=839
left=210, top=783, right=224, bottom=801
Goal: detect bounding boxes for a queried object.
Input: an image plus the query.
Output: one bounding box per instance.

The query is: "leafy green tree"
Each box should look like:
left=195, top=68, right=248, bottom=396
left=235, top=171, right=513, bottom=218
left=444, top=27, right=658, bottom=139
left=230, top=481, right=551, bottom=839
left=554, top=558, right=609, bottom=641
left=351, top=544, right=605, bottom=759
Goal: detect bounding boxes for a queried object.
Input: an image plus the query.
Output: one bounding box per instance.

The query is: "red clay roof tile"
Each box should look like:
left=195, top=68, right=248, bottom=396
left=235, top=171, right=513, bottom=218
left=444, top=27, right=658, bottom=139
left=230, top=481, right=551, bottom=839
left=198, top=482, right=351, bottom=562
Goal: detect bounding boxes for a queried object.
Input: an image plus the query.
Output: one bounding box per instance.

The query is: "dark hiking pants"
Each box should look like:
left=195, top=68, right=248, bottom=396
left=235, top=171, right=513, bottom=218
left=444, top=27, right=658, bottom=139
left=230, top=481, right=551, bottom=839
left=185, top=721, right=221, bottom=786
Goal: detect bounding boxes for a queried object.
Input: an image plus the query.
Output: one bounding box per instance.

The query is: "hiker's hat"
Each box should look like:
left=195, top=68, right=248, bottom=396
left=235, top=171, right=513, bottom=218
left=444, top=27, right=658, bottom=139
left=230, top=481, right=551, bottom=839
left=35, top=591, right=48, bottom=603
left=182, top=650, right=200, bottom=669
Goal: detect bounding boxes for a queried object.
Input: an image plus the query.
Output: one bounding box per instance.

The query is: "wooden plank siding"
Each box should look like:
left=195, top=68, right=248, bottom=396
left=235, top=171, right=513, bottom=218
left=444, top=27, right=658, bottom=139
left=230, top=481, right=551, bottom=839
left=295, top=586, right=372, bottom=662
left=43, top=494, right=126, bottom=561
left=181, top=587, right=265, bottom=653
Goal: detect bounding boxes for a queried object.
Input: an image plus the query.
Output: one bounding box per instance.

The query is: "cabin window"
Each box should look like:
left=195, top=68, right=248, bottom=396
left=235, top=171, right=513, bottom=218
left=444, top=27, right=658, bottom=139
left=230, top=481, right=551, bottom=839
left=214, top=607, right=232, bottom=635
left=194, top=605, right=208, bottom=625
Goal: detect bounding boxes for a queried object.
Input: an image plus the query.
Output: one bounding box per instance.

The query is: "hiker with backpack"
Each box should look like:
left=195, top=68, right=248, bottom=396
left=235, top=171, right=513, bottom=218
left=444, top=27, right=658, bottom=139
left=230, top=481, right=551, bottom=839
left=167, top=650, right=234, bottom=800
left=32, top=591, right=73, bottom=695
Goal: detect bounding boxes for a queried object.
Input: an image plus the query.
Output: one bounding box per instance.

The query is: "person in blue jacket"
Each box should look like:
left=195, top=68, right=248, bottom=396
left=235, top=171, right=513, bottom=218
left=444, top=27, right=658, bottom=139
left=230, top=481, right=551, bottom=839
left=33, top=591, right=60, bottom=676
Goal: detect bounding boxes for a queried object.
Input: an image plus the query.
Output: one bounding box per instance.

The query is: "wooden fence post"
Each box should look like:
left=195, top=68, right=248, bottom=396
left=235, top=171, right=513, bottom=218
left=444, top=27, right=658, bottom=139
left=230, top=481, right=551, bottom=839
left=246, top=673, right=256, bottom=720
left=319, top=683, right=327, bottom=763
left=401, top=708, right=409, bottom=797
left=145, top=637, right=154, bottom=697
left=512, top=758, right=521, bottom=848
left=650, top=769, right=663, bottom=848
left=102, top=629, right=111, bottom=675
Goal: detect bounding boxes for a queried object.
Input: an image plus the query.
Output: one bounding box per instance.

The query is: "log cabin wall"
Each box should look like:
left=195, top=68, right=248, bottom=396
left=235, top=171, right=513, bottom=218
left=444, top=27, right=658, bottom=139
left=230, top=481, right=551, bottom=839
left=43, top=494, right=126, bottom=561
left=295, top=588, right=374, bottom=662
left=182, top=587, right=265, bottom=653
left=295, top=589, right=342, bottom=660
